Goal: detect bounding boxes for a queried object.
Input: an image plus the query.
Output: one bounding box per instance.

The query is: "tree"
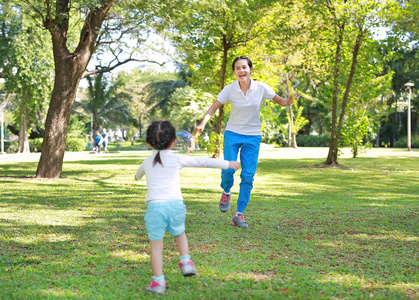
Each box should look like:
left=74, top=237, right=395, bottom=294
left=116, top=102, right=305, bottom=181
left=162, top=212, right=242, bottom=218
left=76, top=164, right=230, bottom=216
left=287, top=98, right=309, bottom=148
left=11, top=0, right=159, bottom=178
left=168, top=85, right=214, bottom=131
left=0, top=3, right=54, bottom=153
left=111, top=69, right=183, bottom=137
left=74, top=72, right=132, bottom=135
left=294, top=0, right=397, bottom=165
left=169, top=0, right=279, bottom=157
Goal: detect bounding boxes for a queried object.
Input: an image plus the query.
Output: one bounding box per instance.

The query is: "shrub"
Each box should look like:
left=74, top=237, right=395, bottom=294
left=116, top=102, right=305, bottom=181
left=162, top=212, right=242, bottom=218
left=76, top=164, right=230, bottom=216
left=199, top=132, right=223, bottom=157
left=66, top=138, right=86, bottom=152
left=30, top=138, right=43, bottom=152
left=296, top=134, right=330, bottom=147
left=268, top=131, right=287, bottom=147
left=4, top=141, right=18, bottom=153
left=394, top=135, right=419, bottom=148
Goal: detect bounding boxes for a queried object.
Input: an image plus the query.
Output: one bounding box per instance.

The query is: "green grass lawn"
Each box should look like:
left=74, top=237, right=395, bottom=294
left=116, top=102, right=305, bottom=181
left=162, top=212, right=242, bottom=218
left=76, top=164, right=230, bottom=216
left=0, top=148, right=418, bottom=299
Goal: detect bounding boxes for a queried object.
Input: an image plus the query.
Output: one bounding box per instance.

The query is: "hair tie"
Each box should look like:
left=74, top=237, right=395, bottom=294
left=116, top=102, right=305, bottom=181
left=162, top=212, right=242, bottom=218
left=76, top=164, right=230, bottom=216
left=158, top=149, right=160, bottom=152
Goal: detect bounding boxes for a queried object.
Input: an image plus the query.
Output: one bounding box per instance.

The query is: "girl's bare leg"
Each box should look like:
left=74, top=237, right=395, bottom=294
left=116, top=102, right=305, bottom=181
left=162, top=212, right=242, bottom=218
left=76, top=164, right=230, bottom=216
left=150, top=239, right=164, bottom=277
left=175, top=232, right=188, bottom=256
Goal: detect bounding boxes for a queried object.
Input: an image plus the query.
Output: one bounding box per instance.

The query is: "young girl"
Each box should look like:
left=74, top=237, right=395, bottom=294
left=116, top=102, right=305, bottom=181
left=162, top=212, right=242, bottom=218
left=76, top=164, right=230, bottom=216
left=135, top=121, right=240, bottom=294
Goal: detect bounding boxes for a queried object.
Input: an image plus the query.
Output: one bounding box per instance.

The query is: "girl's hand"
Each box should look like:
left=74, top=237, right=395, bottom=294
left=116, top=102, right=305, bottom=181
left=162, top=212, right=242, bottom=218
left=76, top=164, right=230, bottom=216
left=229, top=161, right=240, bottom=171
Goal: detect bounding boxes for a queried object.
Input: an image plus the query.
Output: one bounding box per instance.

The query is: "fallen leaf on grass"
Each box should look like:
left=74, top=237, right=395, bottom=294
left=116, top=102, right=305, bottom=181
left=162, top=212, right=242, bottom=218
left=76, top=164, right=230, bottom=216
left=280, top=289, right=291, bottom=294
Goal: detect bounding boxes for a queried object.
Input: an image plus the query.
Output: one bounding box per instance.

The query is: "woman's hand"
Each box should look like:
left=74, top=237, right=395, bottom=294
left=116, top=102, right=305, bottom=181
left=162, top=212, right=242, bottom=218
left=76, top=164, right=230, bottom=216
left=194, top=123, right=205, bottom=138
left=286, top=94, right=294, bottom=106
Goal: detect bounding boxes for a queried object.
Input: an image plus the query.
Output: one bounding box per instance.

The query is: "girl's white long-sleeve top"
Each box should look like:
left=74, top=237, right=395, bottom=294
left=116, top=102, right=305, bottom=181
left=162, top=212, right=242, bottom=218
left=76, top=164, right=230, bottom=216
left=135, top=150, right=229, bottom=204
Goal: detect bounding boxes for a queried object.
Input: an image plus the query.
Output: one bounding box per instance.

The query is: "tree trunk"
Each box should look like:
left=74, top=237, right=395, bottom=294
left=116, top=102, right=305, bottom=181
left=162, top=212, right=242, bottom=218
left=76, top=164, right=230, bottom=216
left=288, top=105, right=298, bottom=148
left=36, top=67, right=82, bottom=178
left=375, top=95, right=384, bottom=147
left=18, top=94, right=30, bottom=153
left=326, top=27, right=364, bottom=165
left=352, top=146, right=358, bottom=158
left=213, top=37, right=229, bottom=158
left=336, top=31, right=364, bottom=146
left=36, top=0, right=114, bottom=178
left=325, top=23, right=345, bottom=165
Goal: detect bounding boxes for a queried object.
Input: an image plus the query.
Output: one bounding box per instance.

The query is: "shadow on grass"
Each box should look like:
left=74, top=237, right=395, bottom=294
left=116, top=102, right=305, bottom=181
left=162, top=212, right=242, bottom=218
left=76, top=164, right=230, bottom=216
left=0, top=162, right=38, bottom=178
left=0, top=154, right=417, bottom=298
left=1, top=192, right=416, bottom=299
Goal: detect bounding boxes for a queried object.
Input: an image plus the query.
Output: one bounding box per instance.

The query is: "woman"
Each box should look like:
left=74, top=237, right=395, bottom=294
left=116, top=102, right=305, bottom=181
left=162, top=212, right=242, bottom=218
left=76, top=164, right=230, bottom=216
left=195, top=56, right=293, bottom=228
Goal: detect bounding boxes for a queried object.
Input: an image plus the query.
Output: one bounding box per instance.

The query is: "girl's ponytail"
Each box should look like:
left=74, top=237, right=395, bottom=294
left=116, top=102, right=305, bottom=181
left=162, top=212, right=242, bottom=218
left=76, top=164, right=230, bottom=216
left=153, top=150, right=162, bottom=166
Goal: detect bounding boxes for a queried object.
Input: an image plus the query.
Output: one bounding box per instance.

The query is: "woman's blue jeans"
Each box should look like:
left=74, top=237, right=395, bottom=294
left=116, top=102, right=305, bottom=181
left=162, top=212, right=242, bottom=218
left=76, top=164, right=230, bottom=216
left=221, top=131, right=261, bottom=213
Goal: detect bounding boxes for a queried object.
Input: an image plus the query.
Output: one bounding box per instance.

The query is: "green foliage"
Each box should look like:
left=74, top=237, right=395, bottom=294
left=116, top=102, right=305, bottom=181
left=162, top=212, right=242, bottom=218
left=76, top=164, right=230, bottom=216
left=111, top=69, right=187, bottom=132
left=394, top=135, right=419, bottom=148
left=144, top=77, right=186, bottom=117
left=169, top=0, right=275, bottom=92
left=260, top=101, right=287, bottom=143
left=296, top=134, right=331, bottom=147
left=169, top=86, right=214, bottom=131
left=287, top=105, right=309, bottom=135
left=4, top=141, right=18, bottom=153
left=75, top=73, right=133, bottom=132
left=29, top=138, right=43, bottom=153
left=67, top=114, right=86, bottom=139
left=124, top=126, right=138, bottom=142
left=341, top=113, right=374, bottom=158
left=0, top=2, right=54, bottom=136
left=201, top=131, right=223, bottom=157
left=65, top=137, right=86, bottom=152
left=63, top=114, right=89, bottom=152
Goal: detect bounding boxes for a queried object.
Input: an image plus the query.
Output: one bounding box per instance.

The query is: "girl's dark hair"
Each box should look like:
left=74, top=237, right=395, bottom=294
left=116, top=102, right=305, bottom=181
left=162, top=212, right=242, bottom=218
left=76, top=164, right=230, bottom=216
left=232, top=56, right=253, bottom=71
left=146, top=121, right=176, bottom=166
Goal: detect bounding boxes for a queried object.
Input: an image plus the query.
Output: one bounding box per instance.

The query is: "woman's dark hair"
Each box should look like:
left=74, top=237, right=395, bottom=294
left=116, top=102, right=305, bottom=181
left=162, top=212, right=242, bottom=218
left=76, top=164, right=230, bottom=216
left=146, top=121, right=176, bottom=166
left=232, top=56, right=253, bottom=71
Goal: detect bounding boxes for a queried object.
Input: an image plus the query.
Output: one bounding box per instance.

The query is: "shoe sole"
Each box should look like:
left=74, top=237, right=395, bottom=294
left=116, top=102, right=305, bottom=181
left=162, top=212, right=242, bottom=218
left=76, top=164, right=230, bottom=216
left=146, top=287, right=166, bottom=294
left=231, top=221, right=248, bottom=228
left=180, top=265, right=197, bottom=277
left=219, top=204, right=230, bottom=213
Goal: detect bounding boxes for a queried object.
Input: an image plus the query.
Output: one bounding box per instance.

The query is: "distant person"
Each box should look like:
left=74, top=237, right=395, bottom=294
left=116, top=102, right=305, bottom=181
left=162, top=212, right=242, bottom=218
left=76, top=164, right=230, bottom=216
left=203, top=132, right=209, bottom=143
left=135, top=121, right=239, bottom=294
left=101, top=129, right=109, bottom=153
left=195, top=56, right=294, bottom=228
left=93, top=130, right=103, bottom=153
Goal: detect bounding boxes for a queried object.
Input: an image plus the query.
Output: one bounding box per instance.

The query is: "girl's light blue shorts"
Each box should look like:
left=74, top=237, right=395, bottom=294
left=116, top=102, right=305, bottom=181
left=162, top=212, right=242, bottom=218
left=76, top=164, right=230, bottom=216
left=144, top=200, right=186, bottom=241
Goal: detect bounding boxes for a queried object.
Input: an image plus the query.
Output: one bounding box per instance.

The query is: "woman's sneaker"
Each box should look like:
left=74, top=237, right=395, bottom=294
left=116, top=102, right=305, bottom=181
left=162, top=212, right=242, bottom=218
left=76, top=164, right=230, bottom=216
left=232, top=213, right=248, bottom=228
left=146, top=279, right=166, bottom=294
left=219, top=192, right=231, bottom=212
left=179, top=260, right=197, bottom=277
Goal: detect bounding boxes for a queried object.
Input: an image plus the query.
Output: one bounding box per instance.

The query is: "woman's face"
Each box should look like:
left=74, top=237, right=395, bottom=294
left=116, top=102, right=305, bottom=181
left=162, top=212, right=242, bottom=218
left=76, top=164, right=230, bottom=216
left=233, top=59, right=252, bottom=83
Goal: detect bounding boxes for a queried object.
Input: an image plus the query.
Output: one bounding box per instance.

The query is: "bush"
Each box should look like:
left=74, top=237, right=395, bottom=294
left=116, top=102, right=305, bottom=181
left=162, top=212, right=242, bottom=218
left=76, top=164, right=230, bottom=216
left=4, top=141, right=18, bottom=153
left=268, top=131, right=288, bottom=147
left=66, top=138, right=86, bottom=152
left=394, top=135, right=419, bottom=148
left=296, top=134, right=331, bottom=147
left=30, top=138, right=43, bottom=152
